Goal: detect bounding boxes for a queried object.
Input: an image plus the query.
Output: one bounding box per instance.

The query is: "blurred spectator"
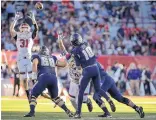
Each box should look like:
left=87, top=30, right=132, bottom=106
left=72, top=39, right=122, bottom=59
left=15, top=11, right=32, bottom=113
left=143, top=66, right=152, bottom=95
left=123, top=3, right=137, bottom=27
left=11, top=63, right=20, bottom=97
left=1, top=1, right=156, bottom=56
left=151, top=2, right=156, bottom=20
left=1, top=62, right=9, bottom=79
left=127, top=63, right=141, bottom=96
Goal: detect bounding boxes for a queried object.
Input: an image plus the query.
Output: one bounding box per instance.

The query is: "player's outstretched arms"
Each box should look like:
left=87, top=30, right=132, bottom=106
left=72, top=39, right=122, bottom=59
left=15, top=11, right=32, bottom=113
left=56, top=59, right=67, bottom=67
left=10, top=12, right=21, bottom=38
left=28, top=12, right=39, bottom=39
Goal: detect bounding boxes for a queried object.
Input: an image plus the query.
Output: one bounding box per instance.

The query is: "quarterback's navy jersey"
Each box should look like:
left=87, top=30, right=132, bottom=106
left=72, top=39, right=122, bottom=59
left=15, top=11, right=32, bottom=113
left=71, top=42, right=96, bottom=68
left=31, top=54, right=57, bottom=77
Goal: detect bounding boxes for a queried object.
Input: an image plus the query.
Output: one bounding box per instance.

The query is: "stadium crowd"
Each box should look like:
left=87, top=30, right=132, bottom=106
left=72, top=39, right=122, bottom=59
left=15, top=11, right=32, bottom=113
left=1, top=1, right=156, bottom=96
left=1, top=1, right=156, bottom=55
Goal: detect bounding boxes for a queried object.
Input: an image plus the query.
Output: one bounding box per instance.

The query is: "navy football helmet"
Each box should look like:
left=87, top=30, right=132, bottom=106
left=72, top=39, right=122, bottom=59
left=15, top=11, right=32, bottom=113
left=39, top=46, right=50, bottom=56
left=70, top=33, right=83, bottom=46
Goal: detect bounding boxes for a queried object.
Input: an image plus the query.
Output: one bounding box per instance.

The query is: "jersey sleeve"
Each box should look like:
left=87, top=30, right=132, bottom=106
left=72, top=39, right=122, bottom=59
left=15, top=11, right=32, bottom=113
left=31, top=54, right=40, bottom=62
left=52, top=55, right=58, bottom=64
left=71, top=52, right=80, bottom=66
left=13, top=35, right=17, bottom=41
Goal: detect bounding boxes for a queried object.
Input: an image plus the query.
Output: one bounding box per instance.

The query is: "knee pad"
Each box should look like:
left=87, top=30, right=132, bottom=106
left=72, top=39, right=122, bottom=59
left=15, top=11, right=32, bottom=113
left=52, top=96, right=65, bottom=107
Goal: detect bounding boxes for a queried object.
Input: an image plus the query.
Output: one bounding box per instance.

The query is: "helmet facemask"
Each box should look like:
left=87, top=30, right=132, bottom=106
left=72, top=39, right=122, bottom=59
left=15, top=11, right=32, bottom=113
left=19, top=23, right=30, bottom=32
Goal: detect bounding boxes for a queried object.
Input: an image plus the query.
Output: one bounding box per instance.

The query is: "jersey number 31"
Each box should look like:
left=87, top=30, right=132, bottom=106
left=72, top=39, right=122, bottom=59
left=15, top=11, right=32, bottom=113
left=82, top=46, right=94, bottom=60
left=20, top=39, right=28, bottom=48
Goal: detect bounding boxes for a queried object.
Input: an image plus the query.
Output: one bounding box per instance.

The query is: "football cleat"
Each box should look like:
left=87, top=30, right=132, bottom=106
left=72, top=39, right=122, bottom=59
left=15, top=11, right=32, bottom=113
left=74, top=111, right=81, bottom=119
left=108, top=100, right=116, bottom=112
left=65, top=110, right=74, bottom=117
left=23, top=112, right=35, bottom=117
left=87, top=98, right=93, bottom=112
left=135, top=106, right=145, bottom=118
left=98, top=112, right=112, bottom=118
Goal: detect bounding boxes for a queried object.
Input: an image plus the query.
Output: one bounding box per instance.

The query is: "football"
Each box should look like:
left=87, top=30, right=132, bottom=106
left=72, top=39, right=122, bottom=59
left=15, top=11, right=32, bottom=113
left=35, top=2, right=43, bottom=10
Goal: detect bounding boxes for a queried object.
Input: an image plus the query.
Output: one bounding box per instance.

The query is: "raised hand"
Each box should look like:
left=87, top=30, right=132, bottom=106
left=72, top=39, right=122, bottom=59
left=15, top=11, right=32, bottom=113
left=57, top=30, right=65, bottom=41
left=14, top=12, right=22, bottom=21
left=28, top=11, right=36, bottom=22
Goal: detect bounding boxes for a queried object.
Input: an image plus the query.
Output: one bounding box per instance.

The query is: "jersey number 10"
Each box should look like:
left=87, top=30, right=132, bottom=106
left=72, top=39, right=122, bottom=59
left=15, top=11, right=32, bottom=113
left=20, top=39, right=28, bottom=48
left=82, top=46, right=94, bottom=60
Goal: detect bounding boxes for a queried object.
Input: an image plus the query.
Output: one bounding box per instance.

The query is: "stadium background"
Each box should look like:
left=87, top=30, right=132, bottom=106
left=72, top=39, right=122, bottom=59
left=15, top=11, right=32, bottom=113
left=1, top=0, right=156, bottom=120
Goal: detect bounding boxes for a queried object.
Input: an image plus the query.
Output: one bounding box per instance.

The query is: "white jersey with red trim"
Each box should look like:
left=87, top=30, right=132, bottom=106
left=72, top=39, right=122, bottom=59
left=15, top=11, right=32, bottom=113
left=67, top=55, right=82, bottom=84
left=16, top=32, right=33, bottom=59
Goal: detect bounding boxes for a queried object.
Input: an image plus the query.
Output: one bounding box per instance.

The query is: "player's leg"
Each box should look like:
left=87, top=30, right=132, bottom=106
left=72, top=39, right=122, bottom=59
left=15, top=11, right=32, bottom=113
left=76, top=74, right=91, bottom=116
left=92, top=75, right=111, bottom=118
left=16, top=78, right=20, bottom=97
left=100, top=75, right=116, bottom=112
left=47, top=74, right=73, bottom=117
left=24, top=74, right=47, bottom=117
left=108, top=83, right=145, bottom=118
left=13, top=79, right=16, bottom=96
left=69, top=81, right=78, bottom=110
left=17, top=59, right=30, bottom=102
left=83, top=82, right=93, bottom=112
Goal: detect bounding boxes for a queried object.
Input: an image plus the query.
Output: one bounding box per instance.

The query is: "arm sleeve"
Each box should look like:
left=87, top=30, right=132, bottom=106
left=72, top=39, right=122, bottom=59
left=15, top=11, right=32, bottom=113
left=13, top=35, right=17, bottom=41
left=74, top=54, right=81, bottom=66
left=32, top=24, right=38, bottom=39
left=65, top=53, right=71, bottom=61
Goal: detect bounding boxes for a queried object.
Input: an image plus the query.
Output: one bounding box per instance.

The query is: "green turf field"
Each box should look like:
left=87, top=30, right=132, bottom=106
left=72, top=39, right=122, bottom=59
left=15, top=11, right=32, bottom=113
left=1, top=96, right=156, bottom=120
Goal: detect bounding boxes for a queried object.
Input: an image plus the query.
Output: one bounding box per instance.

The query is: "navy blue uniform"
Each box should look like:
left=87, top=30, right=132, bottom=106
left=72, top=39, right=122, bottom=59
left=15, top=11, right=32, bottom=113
left=97, top=62, right=142, bottom=110
left=97, top=62, right=123, bottom=101
left=31, top=54, right=58, bottom=99
left=72, top=43, right=105, bottom=114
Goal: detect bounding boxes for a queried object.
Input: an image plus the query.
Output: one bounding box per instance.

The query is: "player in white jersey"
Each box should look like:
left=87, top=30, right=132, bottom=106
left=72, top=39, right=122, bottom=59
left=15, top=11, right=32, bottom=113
left=10, top=12, right=38, bottom=101
left=57, top=31, right=93, bottom=112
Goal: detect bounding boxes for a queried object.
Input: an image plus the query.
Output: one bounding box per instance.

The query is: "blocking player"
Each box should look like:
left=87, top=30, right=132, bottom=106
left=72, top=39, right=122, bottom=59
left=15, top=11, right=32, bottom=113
left=69, top=33, right=112, bottom=118
left=10, top=12, right=38, bottom=101
left=24, top=46, right=73, bottom=117
left=57, top=32, right=93, bottom=112
left=97, top=62, right=145, bottom=118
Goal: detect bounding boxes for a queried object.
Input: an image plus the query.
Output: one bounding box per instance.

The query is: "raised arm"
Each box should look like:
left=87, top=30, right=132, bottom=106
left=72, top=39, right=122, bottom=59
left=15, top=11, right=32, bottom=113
left=10, top=12, right=21, bottom=38
left=28, top=12, right=39, bottom=39
left=57, top=31, right=68, bottom=55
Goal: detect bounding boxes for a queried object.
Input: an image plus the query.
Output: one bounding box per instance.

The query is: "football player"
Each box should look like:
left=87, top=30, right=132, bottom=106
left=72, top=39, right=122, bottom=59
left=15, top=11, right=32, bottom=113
left=69, top=33, right=112, bottom=118
left=97, top=62, right=145, bottom=118
left=57, top=32, right=93, bottom=112
left=10, top=12, right=38, bottom=102
left=24, top=46, right=73, bottom=117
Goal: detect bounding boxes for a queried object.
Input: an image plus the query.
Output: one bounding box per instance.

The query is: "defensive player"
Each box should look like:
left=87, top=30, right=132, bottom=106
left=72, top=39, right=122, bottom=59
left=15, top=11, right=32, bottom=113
left=10, top=12, right=38, bottom=101
left=24, top=46, right=73, bottom=117
left=97, top=62, right=145, bottom=118
left=70, top=33, right=112, bottom=118
left=57, top=32, right=93, bottom=112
